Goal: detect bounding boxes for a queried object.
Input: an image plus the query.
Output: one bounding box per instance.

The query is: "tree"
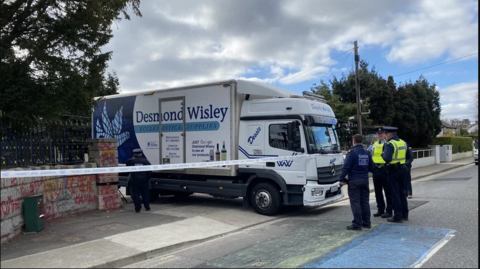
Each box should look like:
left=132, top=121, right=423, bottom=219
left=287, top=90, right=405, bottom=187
left=98, top=70, right=121, bottom=96
left=311, top=79, right=357, bottom=123
left=0, top=0, right=141, bottom=124
left=460, top=128, right=469, bottom=136
left=312, top=67, right=442, bottom=147
left=330, top=60, right=395, bottom=126
left=393, top=77, right=441, bottom=147
left=443, top=129, right=454, bottom=137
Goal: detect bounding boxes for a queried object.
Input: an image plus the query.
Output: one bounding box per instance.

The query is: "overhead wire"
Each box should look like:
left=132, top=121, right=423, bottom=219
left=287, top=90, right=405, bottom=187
left=327, top=50, right=353, bottom=81
left=287, top=47, right=355, bottom=82
left=392, top=52, right=478, bottom=78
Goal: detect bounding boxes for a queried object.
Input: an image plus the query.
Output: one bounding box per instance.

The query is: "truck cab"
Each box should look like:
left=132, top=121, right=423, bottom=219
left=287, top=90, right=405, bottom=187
left=237, top=94, right=344, bottom=214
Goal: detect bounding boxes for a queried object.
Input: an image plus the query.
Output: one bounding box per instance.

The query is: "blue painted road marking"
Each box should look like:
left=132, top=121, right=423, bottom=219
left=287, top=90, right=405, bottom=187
left=302, top=224, right=455, bottom=268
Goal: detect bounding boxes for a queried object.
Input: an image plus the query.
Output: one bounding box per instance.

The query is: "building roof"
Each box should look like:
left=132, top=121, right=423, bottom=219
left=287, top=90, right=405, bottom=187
left=441, top=120, right=456, bottom=129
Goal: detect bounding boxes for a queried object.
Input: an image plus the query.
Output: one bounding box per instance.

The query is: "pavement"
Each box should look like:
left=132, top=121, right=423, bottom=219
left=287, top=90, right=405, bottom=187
left=123, top=165, right=478, bottom=268
left=0, top=157, right=475, bottom=268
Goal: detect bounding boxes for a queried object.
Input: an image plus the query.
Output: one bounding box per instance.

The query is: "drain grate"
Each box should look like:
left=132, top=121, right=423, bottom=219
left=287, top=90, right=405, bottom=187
left=433, top=177, right=472, bottom=181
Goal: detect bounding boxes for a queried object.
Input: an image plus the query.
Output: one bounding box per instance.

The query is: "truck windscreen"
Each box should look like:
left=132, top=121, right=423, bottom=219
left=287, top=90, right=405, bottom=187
left=304, top=123, right=341, bottom=154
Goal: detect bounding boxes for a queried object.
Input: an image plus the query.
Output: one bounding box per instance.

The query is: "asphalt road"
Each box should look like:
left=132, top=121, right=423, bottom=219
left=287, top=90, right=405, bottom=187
left=124, top=164, right=478, bottom=268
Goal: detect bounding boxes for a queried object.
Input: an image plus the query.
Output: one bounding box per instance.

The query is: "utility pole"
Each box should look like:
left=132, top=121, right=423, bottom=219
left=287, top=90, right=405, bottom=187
left=354, top=40, right=362, bottom=135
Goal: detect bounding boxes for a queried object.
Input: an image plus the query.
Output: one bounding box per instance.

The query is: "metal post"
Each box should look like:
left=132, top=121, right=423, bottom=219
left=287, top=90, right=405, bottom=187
left=354, top=41, right=362, bottom=135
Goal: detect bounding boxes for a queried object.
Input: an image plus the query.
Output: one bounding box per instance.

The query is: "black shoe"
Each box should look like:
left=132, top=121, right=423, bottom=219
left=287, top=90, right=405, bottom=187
left=381, top=213, right=392, bottom=218
left=362, top=224, right=372, bottom=229
left=387, top=217, right=403, bottom=223
left=135, top=210, right=140, bottom=213
left=402, top=217, right=409, bottom=221
left=146, top=208, right=150, bottom=212
left=347, top=225, right=362, bottom=230
left=373, top=212, right=384, bottom=217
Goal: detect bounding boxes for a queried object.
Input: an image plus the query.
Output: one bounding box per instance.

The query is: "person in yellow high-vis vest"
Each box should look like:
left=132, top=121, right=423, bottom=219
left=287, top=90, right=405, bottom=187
left=381, top=126, right=412, bottom=223
left=368, top=127, right=393, bottom=218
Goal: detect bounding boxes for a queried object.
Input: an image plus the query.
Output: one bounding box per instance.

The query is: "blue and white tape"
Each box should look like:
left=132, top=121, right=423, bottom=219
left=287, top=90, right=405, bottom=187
left=0, top=153, right=340, bottom=179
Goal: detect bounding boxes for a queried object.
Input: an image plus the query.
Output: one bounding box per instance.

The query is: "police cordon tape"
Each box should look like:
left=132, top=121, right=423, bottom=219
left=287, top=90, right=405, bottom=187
left=0, top=153, right=341, bottom=179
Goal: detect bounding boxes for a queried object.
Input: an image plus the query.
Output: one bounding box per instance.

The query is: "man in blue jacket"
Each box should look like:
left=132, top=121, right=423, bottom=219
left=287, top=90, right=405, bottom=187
left=338, top=134, right=376, bottom=230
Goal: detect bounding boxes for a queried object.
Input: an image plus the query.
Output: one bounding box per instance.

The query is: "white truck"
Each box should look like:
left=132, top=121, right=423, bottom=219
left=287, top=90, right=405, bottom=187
left=92, top=79, right=345, bottom=215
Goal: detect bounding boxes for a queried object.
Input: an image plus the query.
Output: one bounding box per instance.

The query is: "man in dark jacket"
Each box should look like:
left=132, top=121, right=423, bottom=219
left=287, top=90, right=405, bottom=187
left=126, top=148, right=152, bottom=213
left=405, top=147, right=414, bottom=198
left=338, top=134, right=376, bottom=230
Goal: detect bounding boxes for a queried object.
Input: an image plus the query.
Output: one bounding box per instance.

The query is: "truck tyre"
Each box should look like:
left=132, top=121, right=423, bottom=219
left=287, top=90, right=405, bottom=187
left=174, top=192, right=194, bottom=197
left=250, top=182, right=282, bottom=216
left=149, top=190, right=159, bottom=202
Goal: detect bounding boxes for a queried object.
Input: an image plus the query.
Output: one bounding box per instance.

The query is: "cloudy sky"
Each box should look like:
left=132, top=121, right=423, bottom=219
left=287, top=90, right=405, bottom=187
left=103, top=0, right=478, bottom=122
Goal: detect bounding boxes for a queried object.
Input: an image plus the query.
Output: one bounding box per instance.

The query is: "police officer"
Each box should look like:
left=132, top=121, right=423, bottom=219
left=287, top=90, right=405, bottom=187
left=405, top=147, right=414, bottom=199
left=126, top=148, right=152, bottom=213
left=367, top=127, right=393, bottom=218
left=338, top=134, right=376, bottom=230
left=381, top=126, right=412, bottom=222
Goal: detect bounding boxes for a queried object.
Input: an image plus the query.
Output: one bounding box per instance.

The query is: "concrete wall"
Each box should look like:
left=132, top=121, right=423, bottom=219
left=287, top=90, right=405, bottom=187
left=0, top=139, right=120, bottom=244
left=411, top=156, right=436, bottom=169
left=452, top=151, right=473, bottom=161
left=1, top=164, right=97, bottom=244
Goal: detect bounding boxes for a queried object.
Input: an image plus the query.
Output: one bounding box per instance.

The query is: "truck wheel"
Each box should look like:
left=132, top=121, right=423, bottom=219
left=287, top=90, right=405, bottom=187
left=174, top=192, right=194, bottom=197
left=250, top=182, right=282, bottom=216
left=149, top=190, right=159, bottom=202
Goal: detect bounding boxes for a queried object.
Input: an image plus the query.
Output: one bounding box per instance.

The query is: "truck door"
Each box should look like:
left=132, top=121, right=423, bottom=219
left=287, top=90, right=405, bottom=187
left=159, top=97, right=186, bottom=165
left=264, top=120, right=307, bottom=185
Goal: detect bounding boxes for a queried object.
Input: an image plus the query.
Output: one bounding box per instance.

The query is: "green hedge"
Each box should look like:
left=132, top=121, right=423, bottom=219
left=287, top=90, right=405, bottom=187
left=462, top=135, right=478, bottom=140
left=430, top=137, right=473, bottom=154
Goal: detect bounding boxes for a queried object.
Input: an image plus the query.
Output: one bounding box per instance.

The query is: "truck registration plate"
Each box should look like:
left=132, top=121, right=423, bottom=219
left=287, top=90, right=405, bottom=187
left=330, top=186, right=339, bottom=193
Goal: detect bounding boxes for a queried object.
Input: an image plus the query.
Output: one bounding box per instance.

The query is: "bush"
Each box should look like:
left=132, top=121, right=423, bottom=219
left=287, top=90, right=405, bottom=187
left=431, top=137, right=473, bottom=154
left=462, top=135, right=478, bottom=140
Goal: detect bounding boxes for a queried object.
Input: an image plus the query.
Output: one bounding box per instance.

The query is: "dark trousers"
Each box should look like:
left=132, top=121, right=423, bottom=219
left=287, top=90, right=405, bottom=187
left=405, top=167, right=412, bottom=196
left=348, top=178, right=371, bottom=228
left=373, top=168, right=392, bottom=214
left=131, top=181, right=150, bottom=212
left=387, top=168, right=409, bottom=220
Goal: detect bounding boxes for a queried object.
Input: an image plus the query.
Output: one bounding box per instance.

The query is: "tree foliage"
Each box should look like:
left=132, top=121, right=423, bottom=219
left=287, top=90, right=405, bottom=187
left=311, top=61, right=442, bottom=148
left=0, top=0, right=141, bottom=123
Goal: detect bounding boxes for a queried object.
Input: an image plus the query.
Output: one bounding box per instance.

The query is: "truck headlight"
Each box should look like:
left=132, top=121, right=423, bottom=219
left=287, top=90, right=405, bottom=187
left=311, top=188, right=324, bottom=197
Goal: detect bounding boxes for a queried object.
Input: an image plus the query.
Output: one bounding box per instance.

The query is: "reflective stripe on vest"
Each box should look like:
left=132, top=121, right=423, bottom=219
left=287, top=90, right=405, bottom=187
left=372, top=141, right=385, bottom=164
left=389, top=139, right=407, bottom=164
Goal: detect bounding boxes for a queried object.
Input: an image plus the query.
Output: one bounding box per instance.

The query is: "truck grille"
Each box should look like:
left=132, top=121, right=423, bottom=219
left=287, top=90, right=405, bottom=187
left=317, top=165, right=342, bottom=184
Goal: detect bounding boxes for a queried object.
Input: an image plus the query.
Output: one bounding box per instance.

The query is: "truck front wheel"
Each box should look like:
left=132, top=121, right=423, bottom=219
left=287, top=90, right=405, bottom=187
left=250, top=182, right=282, bottom=216
left=149, top=190, right=159, bottom=202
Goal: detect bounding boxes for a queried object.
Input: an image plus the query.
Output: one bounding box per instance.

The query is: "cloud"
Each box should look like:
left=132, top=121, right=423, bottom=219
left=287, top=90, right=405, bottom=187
left=386, top=0, right=478, bottom=64
left=103, top=0, right=478, bottom=92
left=439, top=81, right=478, bottom=120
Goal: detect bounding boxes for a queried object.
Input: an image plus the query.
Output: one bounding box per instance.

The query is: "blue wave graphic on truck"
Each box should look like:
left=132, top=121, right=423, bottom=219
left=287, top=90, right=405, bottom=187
left=276, top=152, right=298, bottom=167
left=238, top=146, right=297, bottom=167
left=93, top=97, right=140, bottom=164
left=95, top=102, right=130, bottom=147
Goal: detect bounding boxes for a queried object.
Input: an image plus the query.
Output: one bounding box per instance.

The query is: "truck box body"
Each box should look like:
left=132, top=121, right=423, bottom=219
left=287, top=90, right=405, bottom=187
left=92, top=79, right=345, bottom=215
left=93, top=82, right=237, bottom=176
